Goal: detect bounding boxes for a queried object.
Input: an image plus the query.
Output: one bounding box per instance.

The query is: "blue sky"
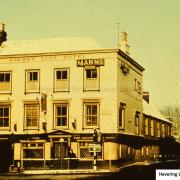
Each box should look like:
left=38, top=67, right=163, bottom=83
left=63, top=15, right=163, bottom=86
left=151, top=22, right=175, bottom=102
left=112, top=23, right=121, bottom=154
left=1, top=0, right=180, bottom=108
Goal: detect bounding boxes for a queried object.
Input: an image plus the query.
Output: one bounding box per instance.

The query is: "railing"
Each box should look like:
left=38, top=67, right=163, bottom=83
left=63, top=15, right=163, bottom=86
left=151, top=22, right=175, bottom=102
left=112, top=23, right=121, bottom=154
left=18, top=158, right=79, bottom=170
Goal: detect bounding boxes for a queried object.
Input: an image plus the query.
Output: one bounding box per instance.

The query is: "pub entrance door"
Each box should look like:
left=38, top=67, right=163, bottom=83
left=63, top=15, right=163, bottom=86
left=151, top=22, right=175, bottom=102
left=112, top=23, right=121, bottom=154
left=0, top=140, right=13, bottom=172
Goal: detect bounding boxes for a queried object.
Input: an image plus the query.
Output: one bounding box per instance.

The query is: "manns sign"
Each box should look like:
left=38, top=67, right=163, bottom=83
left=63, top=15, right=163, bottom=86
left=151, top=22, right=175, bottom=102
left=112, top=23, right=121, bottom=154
left=77, top=58, right=105, bottom=67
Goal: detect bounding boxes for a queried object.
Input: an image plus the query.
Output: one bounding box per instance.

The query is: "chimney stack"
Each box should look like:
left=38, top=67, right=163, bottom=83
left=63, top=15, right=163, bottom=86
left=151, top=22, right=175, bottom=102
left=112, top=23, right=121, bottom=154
left=0, top=22, right=7, bottom=46
left=143, top=92, right=150, bottom=104
left=119, top=32, right=130, bottom=55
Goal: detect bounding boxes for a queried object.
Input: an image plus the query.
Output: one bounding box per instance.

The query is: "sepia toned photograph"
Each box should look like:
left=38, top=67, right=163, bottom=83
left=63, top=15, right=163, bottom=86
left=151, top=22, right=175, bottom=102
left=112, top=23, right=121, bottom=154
left=0, top=0, right=180, bottom=179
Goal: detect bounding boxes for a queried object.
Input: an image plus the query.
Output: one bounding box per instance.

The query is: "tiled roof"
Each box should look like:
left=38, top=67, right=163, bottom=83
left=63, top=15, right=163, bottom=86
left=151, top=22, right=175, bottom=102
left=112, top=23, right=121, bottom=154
left=143, top=100, right=171, bottom=124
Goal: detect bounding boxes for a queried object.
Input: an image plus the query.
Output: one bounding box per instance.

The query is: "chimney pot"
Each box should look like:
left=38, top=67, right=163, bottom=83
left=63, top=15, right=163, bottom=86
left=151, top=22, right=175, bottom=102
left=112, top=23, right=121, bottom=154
left=119, top=32, right=130, bottom=55
left=0, top=22, right=7, bottom=46
left=143, top=92, right=150, bottom=104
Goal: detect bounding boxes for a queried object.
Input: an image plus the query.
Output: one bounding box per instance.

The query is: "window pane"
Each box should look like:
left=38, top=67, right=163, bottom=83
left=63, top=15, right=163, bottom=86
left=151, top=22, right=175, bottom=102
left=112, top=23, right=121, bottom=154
left=4, top=108, right=9, bottom=116
left=86, top=105, right=91, bottom=115
left=56, top=71, right=62, bottom=79
left=62, top=71, right=67, bottom=79
left=0, top=74, right=4, bottom=82
left=91, top=69, right=97, bottom=78
left=0, top=108, right=3, bottom=116
left=61, top=117, right=67, bottom=126
left=4, top=118, right=9, bottom=127
left=61, top=106, right=67, bottom=115
left=33, top=72, right=38, bottom=81
left=29, top=72, right=33, bottom=81
left=57, top=117, right=61, bottom=126
left=86, top=70, right=91, bottom=78
left=5, top=74, right=10, bottom=82
left=92, top=117, right=97, bottom=125
left=0, top=118, right=3, bottom=126
left=57, top=107, right=61, bottom=115
left=92, top=105, right=97, bottom=115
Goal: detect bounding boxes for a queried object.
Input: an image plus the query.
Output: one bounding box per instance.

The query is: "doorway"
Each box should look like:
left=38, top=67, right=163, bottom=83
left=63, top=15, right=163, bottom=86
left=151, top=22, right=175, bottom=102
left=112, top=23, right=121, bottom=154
left=0, top=140, right=13, bottom=172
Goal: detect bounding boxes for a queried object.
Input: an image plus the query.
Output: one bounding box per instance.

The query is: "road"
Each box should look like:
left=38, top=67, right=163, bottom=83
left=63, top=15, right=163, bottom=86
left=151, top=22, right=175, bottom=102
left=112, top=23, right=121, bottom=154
left=0, top=160, right=179, bottom=180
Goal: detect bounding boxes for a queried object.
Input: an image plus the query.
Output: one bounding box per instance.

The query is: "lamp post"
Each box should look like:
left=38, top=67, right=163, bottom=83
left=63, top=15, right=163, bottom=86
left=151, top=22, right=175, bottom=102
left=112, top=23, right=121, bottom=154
left=92, top=129, right=102, bottom=171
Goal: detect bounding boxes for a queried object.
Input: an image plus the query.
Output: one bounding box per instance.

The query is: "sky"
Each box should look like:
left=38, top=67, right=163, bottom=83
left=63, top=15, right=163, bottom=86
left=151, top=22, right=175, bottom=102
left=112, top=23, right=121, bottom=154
left=0, top=0, right=180, bottom=108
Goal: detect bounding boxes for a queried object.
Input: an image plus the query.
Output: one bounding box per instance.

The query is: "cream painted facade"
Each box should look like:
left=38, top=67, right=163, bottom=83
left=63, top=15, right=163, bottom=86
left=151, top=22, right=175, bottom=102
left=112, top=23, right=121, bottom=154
left=0, top=32, right=172, bottom=172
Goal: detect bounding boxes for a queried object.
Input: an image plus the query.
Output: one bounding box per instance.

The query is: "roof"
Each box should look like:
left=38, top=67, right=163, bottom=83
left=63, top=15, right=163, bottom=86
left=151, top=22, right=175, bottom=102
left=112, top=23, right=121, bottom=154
left=143, top=100, right=171, bottom=124
left=0, top=37, right=102, bottom=55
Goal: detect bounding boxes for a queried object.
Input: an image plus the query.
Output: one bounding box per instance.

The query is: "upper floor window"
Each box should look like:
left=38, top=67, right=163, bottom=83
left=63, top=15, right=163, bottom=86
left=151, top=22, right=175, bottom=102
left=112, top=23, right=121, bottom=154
left=84, top=68, right=100, bottom=91
left=54, top=103, right=69, bottom=129
left=135, top=111, right=140, bottom=135
left=24, top=103, right=39, bottom=130
left=54, top=68, right=69, bottom=92
left=119, top=103, right=126, bottom=129
left=0, top=105, right=10, bottom=129
left=0, top=71, right=11, bottom=93
left=135, top=79, right=141, bottom=94
left=25, top=70, right=40, bottom=93
left=83, top=101, right=99, bottom=128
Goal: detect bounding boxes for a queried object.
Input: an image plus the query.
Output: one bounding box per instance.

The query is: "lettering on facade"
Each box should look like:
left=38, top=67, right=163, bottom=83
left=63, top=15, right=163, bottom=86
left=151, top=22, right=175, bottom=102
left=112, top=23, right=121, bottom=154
left=77, top=58, right=105, bottom=67
left=7, top=54, right=86, bottom=63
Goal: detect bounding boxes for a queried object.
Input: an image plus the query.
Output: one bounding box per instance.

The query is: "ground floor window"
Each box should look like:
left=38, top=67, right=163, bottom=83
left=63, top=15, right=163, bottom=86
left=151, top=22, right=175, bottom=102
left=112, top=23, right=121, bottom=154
left=22, top=142, right=44, bottom=159
left=79, top=142, right=102, bottom=160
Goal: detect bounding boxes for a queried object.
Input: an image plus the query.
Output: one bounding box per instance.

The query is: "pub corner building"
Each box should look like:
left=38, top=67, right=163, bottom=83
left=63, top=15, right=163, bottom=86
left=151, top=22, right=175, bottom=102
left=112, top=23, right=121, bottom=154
left=0, top=23, right=173, bottom=172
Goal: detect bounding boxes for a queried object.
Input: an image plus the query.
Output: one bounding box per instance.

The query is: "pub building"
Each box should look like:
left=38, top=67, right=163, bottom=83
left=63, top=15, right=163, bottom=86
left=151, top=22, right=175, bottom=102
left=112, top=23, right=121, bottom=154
left=0, top=23, right=171, bottom=172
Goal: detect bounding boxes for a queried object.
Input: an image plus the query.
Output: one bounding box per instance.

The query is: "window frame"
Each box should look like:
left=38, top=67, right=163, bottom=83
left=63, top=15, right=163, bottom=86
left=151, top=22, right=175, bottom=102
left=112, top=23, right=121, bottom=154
left=134, top=111, right=140, bottom=135
left=83, top=67, right=100, bottom=91
left=25, top=69, right=40, bottom=93
left=53, top=103, right=69, bottom=129
left=24, top=102, right=40, bottom=130
left=54, top=68, right=70, bottom=92
left=0, top=104, right=11, bottom=130
left=0, top=71, right=12, bottom=94
left=119, top=102, right=126, bottom=130
left=22, top=141, right=45, bottom=160
left=83, top=101, right=100, bottom=129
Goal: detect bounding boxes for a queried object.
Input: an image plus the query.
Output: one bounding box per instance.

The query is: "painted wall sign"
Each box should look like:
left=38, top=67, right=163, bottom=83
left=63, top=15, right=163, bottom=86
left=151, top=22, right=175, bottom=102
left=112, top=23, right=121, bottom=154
left=77, top=58, right=104, bottom=67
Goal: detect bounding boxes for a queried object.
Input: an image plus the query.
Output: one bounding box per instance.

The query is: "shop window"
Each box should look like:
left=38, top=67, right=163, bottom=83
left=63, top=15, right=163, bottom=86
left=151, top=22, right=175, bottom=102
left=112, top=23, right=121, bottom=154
left=119, top=103, right=126, bottom=129
left=22, top=142, right=44, bottom=159
left=25, top=70, right=40, bottom=93
left=84, top=68, right=99, bottom=91
left=54, top=68, right=69, bottom=92
left=84, top=102, right=99, bottom=128
left=24, top=103, right=39, bottom=129
left=79, top=142, right=102, bottom=159
left=54, top=104, right=69, bottom=129
left=0, top=71, right=11, bottom=93
left=0, top=105, right=10, bottom=128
